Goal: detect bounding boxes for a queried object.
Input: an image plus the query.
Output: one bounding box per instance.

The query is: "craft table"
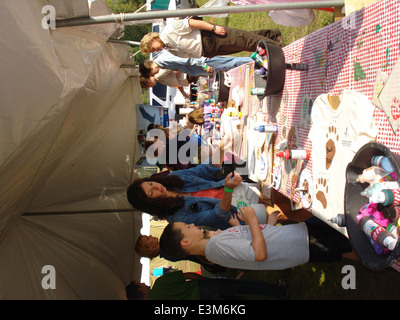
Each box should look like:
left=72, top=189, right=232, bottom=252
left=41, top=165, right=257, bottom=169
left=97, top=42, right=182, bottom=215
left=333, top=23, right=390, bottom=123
left=224, top=0, right=400, bottom=270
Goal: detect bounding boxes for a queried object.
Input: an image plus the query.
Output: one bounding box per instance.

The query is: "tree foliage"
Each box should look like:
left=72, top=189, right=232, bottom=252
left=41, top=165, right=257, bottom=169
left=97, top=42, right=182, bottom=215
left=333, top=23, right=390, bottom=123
left=104, top=0, right=151, bottom=65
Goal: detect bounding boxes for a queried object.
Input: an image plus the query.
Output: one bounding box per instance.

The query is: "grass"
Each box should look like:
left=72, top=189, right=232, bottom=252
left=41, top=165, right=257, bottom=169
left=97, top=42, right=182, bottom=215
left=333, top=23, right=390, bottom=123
left=201, top=258, right=400, bottom=300
left=197, top=3, right=335, bottom=54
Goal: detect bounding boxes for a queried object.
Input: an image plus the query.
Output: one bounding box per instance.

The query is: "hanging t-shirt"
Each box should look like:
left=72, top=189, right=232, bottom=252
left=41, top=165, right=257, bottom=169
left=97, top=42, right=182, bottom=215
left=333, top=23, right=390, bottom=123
left=308, top=90, right=377, bottom=228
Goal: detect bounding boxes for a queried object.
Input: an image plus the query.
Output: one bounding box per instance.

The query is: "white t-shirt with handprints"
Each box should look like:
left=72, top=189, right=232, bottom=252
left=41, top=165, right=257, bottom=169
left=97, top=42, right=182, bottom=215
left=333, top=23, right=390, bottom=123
left=309, top=90, right=377, bottom=232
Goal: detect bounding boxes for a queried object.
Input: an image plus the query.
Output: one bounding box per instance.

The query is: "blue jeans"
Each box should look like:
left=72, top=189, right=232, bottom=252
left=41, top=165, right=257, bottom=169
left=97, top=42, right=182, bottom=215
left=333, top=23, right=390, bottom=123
left=206, top=56, right=253, bottom=72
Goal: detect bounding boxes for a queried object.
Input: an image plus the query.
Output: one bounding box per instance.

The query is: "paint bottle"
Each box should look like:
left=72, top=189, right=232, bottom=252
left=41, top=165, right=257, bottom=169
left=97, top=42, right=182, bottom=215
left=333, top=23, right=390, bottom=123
left=357, top=203, right=390, bottom=227
left=369, top=189, right=400, bottom=206
left=371, top=155, right=396, bottom=173
left=277, top=150, right=310, bottom=160
left=254, top=67, right=267, bottom=75
left=328, top=214, right=345, bottom=227
left=382, top=206, right=400, bottom=222
left=356, top=166, right=387, bottom=184
left=254, top=124, right=278, bottom=133
left=257, top=46, right=266, bottom=56
left=387, top=223, right=399, bottom=238
left=227, top=112, right=242, bottom=117
left=360, top=181, right=400, bottom=197
left=250, top=87, right=265, bottom=95
left=251, top=52, right=266, bottom=66
left=358, top=216, right=397, bottom=250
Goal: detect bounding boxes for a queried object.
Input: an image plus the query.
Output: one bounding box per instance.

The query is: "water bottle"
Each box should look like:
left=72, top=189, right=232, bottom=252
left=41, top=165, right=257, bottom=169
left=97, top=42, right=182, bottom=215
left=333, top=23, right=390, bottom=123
left=358, top=216, right=397, bottom=250
left=371, top=155, right=396, bottom=173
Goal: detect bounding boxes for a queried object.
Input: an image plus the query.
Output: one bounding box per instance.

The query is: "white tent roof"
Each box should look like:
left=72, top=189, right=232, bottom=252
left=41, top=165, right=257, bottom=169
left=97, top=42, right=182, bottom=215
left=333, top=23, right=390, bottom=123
left=0, top=0, right=143, bottom=299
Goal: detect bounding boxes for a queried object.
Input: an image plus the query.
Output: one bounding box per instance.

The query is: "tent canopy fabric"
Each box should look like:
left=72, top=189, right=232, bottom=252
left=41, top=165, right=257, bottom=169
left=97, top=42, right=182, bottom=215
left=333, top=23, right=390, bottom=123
left=0, top=0, right=143, bottom=299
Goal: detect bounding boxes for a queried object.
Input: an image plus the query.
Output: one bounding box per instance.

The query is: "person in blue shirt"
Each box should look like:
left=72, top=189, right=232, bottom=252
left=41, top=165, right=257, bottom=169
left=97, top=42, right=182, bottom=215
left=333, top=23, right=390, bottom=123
left=139, top=49, right=253, bottom=78
left=127, top=146, right=279, bottom=230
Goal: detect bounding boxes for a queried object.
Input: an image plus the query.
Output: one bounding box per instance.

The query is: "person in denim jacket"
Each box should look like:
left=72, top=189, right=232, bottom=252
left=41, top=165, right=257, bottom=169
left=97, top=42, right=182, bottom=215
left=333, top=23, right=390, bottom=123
left=127, top=162, right=243, bottom=230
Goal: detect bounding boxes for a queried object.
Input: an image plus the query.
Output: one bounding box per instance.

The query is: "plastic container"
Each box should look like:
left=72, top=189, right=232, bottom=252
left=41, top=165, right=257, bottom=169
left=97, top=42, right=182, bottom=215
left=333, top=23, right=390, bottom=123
left=371, top=155, right=396, bottom=173
left=358, top=216, right=397, bottom=250
left=344, top=142, right=400, bottom=270
left=277, top=150, right=310, bottom=160
left=253, top=40, right=286, bottom=100
left=382, top=206, right=400, bottom=222
left=254, top=124, right=278, bottom=133
left=328, top=214, right=346, bottom=227
left=356, top=166, right=387, bottom=183
left=369, top=189, right=400, bottom=206
left=360, top=181, right=400, bottom=197
left=250, top=87, right=266, bottom=95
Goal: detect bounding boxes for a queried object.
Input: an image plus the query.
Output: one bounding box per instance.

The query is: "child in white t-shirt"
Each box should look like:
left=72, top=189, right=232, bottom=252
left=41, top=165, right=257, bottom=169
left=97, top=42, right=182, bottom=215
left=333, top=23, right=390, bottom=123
left=160, top=206, right=355, bottom=270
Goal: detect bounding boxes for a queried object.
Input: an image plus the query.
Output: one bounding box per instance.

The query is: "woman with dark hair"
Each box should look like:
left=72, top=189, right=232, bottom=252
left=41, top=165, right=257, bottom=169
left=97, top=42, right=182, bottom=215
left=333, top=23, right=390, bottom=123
left=127, top=158, right=275, bottom=230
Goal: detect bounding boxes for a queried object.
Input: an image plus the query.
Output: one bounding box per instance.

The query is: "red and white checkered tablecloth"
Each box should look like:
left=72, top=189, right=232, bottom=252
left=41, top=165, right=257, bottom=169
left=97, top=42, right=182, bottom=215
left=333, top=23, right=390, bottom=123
left=226, top=0, right=400, bottom=271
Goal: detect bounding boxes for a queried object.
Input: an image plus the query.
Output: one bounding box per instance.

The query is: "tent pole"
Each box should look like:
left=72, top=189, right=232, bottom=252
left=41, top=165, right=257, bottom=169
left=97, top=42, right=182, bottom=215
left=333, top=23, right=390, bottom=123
left=108, top=38, right=140, bottom=46
left=56, top=1, right=344, bottom=27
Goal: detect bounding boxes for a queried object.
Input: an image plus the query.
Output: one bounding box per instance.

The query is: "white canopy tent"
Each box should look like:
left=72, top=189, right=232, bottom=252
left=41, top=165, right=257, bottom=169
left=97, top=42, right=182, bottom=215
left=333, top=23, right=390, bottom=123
left=0, top=0, right=144, bottom=299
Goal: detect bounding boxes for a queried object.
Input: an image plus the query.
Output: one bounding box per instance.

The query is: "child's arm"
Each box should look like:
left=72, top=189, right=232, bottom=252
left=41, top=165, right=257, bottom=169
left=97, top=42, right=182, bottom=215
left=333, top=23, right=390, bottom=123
left=238, top=206, right=267, bottom=262
left=219, top=171, right=242, bottom=212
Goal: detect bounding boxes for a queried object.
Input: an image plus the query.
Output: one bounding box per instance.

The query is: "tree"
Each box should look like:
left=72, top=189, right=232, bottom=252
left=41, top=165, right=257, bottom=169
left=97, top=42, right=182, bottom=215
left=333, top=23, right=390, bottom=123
left=104, top=0, right=151, bottom=65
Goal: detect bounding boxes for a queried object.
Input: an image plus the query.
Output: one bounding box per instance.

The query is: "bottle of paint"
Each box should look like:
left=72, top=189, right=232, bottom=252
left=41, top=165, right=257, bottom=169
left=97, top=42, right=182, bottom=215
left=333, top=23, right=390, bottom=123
left=387, top=223, right=399, bottom=238
left=382, top=206, right=400, bottom=222
left=251, top=52, right=266, bottom=66
left=277, top=150, right=310, bottom=160
left=369, top=189, right=400, bottom=206
left=367, top=235, right=387, bottom=255
left=371, top=155, right=396, bottom=173
left=250, top=87, right=265, bottom=95
left=254, top=124, right=278, bottom=133
left=257, top=46, right=266, bottom=56
left=356, top=166, right=387, bottom=184
left=254, top=68, right=267, bottom=75
left=358, top=216, right=397, bottom=250
left=360, top=181, right=400, bottom=197
left=328, top=214, right=345, bottom=227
